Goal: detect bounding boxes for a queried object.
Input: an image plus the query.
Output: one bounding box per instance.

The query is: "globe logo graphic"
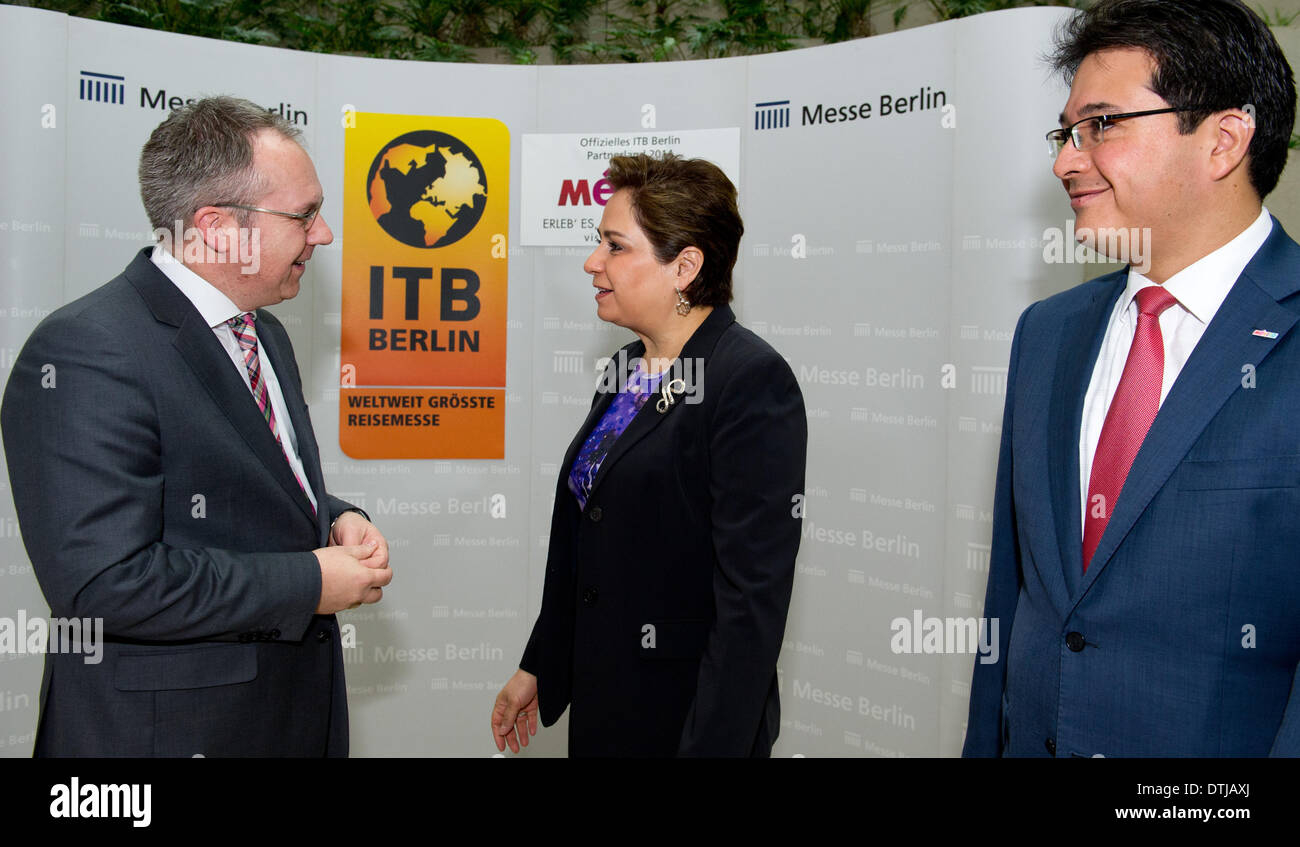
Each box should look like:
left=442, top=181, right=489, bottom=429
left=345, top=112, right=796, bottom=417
left=366, top=130, right=488, bottom=248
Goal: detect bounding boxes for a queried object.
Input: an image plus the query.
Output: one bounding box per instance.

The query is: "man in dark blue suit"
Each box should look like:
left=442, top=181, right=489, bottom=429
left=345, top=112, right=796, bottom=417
left=2, top=97, right=392, bottom=756
left=965, top=0, right=1300, bottom=757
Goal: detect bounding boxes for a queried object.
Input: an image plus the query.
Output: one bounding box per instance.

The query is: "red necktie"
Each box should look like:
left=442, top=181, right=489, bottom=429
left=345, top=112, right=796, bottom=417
left=1082, top=286, right=1178, bottom=571
left=227, top=312, right=316, bottom=514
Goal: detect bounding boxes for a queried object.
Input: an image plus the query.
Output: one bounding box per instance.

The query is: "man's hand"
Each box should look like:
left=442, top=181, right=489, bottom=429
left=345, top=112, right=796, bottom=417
left=491, top=669, right=539, bottom=754
left=329, top=511, right=389, bottom=570
left=314, top=542, right=392, bottom=614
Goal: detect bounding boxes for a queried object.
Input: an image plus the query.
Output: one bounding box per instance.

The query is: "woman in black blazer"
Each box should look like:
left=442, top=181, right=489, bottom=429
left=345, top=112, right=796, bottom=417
left=491, top=154, right=806, bottom=756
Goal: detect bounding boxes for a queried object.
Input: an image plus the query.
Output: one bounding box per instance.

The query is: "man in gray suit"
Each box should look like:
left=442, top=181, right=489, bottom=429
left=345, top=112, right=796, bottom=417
left=1, top=96, right=391, bottom=756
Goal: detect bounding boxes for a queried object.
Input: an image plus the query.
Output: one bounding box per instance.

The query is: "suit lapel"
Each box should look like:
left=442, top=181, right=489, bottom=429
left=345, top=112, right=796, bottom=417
left=1079, top=221, right=1300, bottom=594
left=581, top=305, right=736, bottom=506
left=124, top=250, right=317, bottom=528
left=256, top=318, right=325, bottom=529
left=555, top=348, right=631, bottom=490
left=1049, top=273, right=1125, bottom=597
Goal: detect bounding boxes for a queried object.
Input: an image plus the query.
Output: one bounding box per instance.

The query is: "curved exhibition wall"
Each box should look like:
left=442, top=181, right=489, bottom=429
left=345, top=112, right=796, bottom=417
left=0, top=4, right=1099, bottom=756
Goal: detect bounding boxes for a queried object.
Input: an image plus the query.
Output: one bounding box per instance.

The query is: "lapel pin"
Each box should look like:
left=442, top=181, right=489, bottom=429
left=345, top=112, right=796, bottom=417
left=656, top=378, right=687, bottom=413
left=1252, top=329, right=1279, bottom=339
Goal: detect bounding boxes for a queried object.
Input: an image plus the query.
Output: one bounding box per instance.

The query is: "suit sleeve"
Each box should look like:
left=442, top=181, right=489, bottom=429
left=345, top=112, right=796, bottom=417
left=961, top=305, right=1032, bottom=757
left=678, top=350, right=807, bottom=756
left=0, top=313, right=321, bottom=643
left=519, top=623, right=540, bottom=675
left=325, top=496, right=368, bottom=525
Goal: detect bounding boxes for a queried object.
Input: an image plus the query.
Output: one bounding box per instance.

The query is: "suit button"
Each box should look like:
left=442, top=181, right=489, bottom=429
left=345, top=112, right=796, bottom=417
left=582, top=587, right=599, bottom=606
left=1065, top=632, right=1086, bottom=652
left=1045, top=738, right=1056, bottom=755
left=588, top=507, right=603, bottom=522
left=269, top=629, right=281, bottom=639
left=316, top=628, right=331, bottom=643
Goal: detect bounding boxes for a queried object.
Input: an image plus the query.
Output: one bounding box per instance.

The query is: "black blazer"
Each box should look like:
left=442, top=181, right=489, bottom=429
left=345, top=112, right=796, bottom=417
left=520, top=304, right=807, bottom=756
left=1, top=248, right=356, bottom=756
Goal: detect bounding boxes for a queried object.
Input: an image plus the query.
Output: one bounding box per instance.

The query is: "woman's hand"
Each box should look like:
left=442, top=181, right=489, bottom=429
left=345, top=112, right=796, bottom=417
left=491, top=669, right=539, bottom=753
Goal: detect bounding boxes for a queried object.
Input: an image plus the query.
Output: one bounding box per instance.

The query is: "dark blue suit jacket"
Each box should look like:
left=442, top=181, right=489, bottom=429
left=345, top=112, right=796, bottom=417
left=964, top=218, right=1300, bottom=757
left=1, top=249, right=355, bottom=757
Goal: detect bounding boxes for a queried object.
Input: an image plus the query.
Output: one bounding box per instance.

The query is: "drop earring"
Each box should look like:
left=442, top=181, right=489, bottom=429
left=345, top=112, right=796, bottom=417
left=675, top=287, right=691, bottom=316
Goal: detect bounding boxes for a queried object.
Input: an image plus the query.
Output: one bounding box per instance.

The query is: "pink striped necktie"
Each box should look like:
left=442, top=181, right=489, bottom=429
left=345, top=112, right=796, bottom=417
left=1082, top=285, right=1178, bottom=571
left=226, top=312, right=315, bottom=514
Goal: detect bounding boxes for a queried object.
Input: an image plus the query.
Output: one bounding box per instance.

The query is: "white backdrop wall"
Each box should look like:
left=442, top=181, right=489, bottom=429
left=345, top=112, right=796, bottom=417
left=0, top=4, right=1094, bottom=757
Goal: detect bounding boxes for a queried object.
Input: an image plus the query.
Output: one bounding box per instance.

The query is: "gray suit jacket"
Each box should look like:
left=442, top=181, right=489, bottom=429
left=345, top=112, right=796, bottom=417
left=2, top=248, right=353, bottom=756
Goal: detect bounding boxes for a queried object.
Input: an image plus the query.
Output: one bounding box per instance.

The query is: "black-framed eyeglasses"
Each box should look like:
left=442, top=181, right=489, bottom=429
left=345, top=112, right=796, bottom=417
left=1046, top=107, right=1209, bottom=156
left=217, top=203, right=320, bottom=229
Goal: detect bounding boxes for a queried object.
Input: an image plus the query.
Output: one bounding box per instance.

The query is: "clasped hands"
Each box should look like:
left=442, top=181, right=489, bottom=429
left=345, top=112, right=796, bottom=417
left=314, top=511, right=393, bottom=614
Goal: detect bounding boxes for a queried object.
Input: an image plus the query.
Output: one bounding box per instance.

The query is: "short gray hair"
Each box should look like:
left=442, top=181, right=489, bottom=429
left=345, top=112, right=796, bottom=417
left=138, top=95, right=303, bottom=232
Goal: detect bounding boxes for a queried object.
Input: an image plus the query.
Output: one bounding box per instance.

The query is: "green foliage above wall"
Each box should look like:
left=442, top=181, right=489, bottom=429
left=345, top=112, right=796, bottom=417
left=19, top=0, right=1095, bottom=62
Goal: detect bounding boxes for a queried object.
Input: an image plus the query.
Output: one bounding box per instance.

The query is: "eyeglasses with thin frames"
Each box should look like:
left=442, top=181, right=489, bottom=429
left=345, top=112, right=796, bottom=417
left=216, top=203, right=321, bottom=229
left=1045, top=107, right=1211, bottom=157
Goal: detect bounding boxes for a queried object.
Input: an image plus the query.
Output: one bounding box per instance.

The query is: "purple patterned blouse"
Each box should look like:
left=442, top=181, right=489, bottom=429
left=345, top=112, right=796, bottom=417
left=567, top=363, right=667, bottom=510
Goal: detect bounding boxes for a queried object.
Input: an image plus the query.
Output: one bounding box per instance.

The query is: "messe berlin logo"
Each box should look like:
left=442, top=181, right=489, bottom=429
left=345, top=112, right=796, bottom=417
left=366, top=130, right=488, bottom=248
left=754, top=100, right=791, bottom=130
left=79, top=70, right=125, bottom=105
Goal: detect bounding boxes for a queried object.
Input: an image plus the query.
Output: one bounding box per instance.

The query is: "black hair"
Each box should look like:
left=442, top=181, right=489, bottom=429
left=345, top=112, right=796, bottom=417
left=1050, top=0, right=1296, bottom=198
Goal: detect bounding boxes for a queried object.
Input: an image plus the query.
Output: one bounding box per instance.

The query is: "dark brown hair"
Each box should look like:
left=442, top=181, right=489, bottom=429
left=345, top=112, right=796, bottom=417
left=605, top=153, right=743, bottom=307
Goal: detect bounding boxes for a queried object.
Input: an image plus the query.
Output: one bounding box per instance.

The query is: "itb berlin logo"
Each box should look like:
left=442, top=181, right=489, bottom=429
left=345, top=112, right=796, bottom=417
left=366, top=130, right=488, bottom=248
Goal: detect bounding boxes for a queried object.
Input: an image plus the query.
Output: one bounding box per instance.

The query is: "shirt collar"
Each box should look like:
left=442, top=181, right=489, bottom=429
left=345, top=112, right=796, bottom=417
left=150, top=245, right=246, bottom=329
left=1123, top=207, right=1273, bottom=323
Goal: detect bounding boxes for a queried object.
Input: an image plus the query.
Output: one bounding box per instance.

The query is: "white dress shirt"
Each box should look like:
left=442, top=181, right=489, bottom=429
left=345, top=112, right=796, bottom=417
left=1079, top=207, right=1272, bottom=530
left=151, top=246, right=318, bottom=511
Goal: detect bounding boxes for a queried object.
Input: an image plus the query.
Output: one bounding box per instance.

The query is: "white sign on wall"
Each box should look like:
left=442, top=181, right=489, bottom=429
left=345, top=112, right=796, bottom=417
left=519, top=128, right=740, bottom=246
